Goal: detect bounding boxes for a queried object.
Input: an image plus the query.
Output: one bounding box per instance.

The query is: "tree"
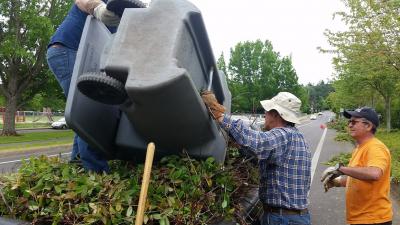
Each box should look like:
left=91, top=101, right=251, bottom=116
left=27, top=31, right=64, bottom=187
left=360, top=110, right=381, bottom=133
left=306, top=81, right=334, bottom=113
left=0, top=0, right=71, bottom=135
left=227, top=39, right=303, bottom=113
left=216, top=52, right=228, bottom=77
left=320, top=0, right=400, bottom=131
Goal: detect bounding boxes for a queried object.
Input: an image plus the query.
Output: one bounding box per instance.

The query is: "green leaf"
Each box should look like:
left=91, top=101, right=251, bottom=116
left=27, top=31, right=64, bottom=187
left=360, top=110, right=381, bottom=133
left=221, top=199, right=228, bottom=209
left=126, top=206, right=133, bottom=217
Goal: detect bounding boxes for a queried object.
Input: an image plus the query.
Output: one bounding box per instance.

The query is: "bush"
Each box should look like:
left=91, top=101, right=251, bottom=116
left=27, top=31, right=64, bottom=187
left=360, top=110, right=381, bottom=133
left=376, top=131, right=400, bottom=183
left=0, top=151, right=259, bottom=225
left=334, top=132, right=353, bottom=142
left=327, top=118, right=348, bottom=133
left=322, top=152, right=352, bottom=166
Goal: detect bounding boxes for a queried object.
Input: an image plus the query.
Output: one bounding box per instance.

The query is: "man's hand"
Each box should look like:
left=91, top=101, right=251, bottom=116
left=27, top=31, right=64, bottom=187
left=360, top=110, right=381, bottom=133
left=322, top=175, right=342, bottom=192
left=75, top=0, right=120, bottom=27
left=201, top=90, right=225, bottom=120
left=321, top=164, right=344, bottom=192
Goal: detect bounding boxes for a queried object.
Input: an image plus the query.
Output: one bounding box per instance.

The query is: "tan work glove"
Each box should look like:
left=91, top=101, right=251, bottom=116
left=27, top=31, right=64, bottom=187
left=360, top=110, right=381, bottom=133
left=201, top=90, right=225, bottom=120
left=76, top=0, right=120, bottom=27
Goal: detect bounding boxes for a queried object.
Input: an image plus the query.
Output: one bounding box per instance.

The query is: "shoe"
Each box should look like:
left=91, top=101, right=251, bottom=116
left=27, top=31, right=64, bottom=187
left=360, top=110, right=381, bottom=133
left=106, top=0, right=146, bottom=17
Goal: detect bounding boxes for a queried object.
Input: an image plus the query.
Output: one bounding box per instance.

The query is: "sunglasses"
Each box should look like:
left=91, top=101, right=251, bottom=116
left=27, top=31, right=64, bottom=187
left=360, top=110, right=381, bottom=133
left=348, top=119, right=369, bottom=126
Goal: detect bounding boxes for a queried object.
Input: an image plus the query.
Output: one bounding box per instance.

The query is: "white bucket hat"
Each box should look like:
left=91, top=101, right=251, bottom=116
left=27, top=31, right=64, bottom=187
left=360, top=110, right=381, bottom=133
left=260, top=92, right=302, bottom=124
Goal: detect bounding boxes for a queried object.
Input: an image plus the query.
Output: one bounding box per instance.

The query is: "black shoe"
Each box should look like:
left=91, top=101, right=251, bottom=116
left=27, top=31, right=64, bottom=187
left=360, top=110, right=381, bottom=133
left=106, top=0, right=146, bottom=17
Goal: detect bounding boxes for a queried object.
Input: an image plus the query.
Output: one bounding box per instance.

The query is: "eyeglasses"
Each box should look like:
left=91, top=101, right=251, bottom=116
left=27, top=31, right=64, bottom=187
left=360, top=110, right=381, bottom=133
left=348, top=119, right=368, bottom=126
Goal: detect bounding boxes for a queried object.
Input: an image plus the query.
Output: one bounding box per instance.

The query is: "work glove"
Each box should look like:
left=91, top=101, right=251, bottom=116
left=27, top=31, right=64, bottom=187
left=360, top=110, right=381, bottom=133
left=322, top=176, right=342, bottom=192
left=320, top=163, right=344, bottom=192
left=93, top=2, right=121, bottom=27
left=76, top=0, right=121, bottom=27
left=201, top=90, right=225, bottom=120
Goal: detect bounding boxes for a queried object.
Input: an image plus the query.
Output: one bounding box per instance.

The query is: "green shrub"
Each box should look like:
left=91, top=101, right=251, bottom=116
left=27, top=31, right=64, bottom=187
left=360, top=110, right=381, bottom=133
left=376, top=131, right=400, bottom=183
left=322, top=152, right=352, bottom=166
left=334, top=132, right=353, bottom=142
left=0, top=150, right=258, bottom=225
left=327, top=118, right=348, bottom=133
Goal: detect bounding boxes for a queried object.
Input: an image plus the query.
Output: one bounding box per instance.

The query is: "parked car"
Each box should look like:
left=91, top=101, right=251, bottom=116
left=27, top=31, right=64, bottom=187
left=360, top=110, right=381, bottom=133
left=51, top=117, right=68, bottom=129
left=310, top=114, right=317, bottom=120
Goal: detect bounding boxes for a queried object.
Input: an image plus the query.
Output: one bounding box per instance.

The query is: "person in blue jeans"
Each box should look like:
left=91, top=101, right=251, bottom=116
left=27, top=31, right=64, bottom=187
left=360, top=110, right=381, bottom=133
left=201, top=91, right=311, bottom=225
left=46, top=0, right=120, bottom=173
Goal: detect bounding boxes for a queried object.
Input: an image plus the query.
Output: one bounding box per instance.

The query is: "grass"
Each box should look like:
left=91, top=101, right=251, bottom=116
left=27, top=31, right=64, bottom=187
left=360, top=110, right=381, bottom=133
left=0, top=130, right=74, bottom=152
left=376, top=131, right=400, bottom=183
left=0, top=130, right=74, bottom=144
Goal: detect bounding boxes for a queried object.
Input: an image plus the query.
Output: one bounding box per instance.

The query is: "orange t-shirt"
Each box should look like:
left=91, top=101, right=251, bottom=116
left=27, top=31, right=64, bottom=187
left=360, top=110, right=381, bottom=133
left=346, top=137, right=392, bottom=224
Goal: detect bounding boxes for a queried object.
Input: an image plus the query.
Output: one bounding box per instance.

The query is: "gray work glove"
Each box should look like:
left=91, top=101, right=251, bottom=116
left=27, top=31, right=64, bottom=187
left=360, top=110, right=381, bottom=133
left=320, top=163, right=344, bottom=192
left=93, top=2, right=120, bottom=27
left=76, top=0, right=120, bottom=27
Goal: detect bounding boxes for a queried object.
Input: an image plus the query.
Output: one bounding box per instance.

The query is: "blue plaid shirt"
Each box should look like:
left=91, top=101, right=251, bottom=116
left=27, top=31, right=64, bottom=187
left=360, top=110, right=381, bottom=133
left=221, top=116, right=311, bottom=210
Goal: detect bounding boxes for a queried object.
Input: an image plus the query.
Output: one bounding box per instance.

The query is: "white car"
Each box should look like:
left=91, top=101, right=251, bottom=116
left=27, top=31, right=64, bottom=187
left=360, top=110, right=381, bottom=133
left=51, top=117, right=69, bottom=129
left=310, top=114, right=317, bottom=120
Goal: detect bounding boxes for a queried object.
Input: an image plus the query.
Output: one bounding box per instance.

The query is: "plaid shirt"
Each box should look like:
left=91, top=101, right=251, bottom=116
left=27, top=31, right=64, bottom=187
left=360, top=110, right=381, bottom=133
left=221, top=116, right=311, bottom=210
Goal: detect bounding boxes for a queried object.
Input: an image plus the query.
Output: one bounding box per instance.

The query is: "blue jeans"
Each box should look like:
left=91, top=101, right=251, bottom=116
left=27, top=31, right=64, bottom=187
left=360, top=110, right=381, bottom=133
left=261, top=212, right=311, bottom=225
left=47, top=45, right=109, bottom=173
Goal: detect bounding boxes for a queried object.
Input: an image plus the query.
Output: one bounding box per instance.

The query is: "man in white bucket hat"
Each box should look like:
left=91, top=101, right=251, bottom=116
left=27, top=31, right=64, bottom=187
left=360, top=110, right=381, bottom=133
left=202, top=91, right=311, bottom=225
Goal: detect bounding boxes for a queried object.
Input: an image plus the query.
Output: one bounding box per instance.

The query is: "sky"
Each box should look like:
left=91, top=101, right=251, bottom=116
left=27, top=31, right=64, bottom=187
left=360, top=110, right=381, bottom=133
left=144, top=0, right=346, bottom=85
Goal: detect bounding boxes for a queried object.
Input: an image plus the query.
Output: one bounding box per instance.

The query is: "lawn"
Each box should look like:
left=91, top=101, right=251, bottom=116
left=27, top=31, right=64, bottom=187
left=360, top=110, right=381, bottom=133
left=0, top=130, right=74, bottom=152
left=376, top=131, right=400, bottom=183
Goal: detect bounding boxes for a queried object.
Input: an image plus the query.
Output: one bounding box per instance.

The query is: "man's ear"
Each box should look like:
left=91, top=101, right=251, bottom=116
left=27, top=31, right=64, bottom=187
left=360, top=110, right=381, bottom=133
left=365, top=122, right=372, bottom=132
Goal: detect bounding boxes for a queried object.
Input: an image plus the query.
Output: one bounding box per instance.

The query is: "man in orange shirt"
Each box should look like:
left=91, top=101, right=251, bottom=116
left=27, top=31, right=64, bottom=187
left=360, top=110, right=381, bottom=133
left=321, top=107, right=393, bottom=225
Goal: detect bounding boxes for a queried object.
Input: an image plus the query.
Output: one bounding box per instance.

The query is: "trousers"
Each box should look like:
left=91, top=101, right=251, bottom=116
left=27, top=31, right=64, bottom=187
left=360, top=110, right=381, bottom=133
left=46, top=45, right=109, bottom=173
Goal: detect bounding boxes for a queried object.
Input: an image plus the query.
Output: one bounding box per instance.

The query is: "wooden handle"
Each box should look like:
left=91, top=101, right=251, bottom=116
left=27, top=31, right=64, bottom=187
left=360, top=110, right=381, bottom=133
left=135, top=142, right=155, bottom=225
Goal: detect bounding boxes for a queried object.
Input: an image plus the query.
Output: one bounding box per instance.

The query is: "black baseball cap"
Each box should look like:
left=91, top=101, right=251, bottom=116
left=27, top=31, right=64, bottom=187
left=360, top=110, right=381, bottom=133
left=343, top=107, right=379, bottom=127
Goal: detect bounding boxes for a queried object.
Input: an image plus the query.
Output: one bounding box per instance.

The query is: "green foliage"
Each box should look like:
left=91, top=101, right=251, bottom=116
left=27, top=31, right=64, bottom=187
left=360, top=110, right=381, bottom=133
left=327, top=118, right=348, bottom=133
left=376, top=131, right=400, bottom=183
left=0, top=130, right=73, bottom=145
left=334, top=132, right=353, bottom=142
left=306, top=81, right=334, bottom=113
left=320, top=0, right=400, bottom=130
left=322, top=152, right=352, bottom=166
left=0, top=0, right=71, bottom=133
left=0, top=151, right=259, bottom=224
left=226, top=39, right=303, bottom=113
left=0, top=95, right=4, bottom=106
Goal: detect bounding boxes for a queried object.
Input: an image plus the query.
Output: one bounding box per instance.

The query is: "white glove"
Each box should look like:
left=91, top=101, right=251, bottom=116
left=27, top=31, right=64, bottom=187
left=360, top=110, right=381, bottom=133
left=93, top=3, right=120, bottom=27
left=320, top=164, right=344, bottom=182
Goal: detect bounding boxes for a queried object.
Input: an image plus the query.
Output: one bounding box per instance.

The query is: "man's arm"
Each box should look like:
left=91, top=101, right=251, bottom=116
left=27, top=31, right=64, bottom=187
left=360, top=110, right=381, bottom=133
left=339, top=166, right=383, bottom=181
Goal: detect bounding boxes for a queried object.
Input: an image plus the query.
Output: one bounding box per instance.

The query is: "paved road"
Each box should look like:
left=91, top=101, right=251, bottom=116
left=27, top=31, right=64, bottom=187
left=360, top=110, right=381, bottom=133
left=0, top=146, right=71, bottom=173
left=0, top=113, right=399, bottom=224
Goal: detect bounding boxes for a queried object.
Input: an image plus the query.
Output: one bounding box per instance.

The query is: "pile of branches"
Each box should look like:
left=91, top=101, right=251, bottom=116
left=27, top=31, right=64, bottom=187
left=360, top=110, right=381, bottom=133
left=0, top=147, right=259, bottom=225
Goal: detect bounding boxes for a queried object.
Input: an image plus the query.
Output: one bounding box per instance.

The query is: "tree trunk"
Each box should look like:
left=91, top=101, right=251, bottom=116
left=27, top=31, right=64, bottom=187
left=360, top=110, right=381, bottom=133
left=384, top=96, right=391, bottom=132
left=1, top=96, right=18, bottom=136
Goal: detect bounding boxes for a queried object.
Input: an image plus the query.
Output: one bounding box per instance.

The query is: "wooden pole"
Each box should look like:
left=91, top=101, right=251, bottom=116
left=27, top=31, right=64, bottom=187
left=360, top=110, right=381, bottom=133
left=135, top=142, right=155, bottom=225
